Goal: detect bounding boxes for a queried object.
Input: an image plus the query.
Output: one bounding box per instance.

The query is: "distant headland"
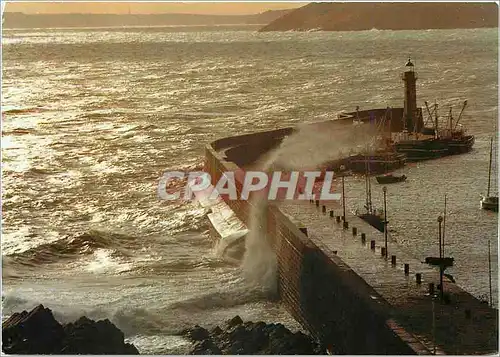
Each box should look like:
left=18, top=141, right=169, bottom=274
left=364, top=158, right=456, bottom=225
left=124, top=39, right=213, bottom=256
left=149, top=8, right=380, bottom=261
left=2, top=10, right=291, bottom=29
left=259, top=2, right=498, bottom=32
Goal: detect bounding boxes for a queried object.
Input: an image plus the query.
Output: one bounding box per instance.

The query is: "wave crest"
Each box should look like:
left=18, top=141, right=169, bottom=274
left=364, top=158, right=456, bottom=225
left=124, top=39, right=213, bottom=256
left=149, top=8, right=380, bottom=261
left=5, top=230, right=137, bottom=266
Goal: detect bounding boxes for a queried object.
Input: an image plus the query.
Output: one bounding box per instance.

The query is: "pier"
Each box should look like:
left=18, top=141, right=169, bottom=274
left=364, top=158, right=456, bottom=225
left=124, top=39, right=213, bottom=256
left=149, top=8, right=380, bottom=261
left=278, top=200, right=498, bottom=354
left=204, top=122, right=498, bottom=354
left=202, top=59, right=499, bottom=354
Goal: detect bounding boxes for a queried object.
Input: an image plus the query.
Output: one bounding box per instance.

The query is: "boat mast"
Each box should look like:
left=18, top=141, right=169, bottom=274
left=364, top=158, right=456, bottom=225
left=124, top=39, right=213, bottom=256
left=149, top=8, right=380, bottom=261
left=424, top=101, right=435, bottom=128
left=487, top=137, right=493, bottom=197
left=367, top=167, right=372, bottom=213
left=443, top=194, right=447, bottom=257
left=453, top=100, right=468, bottom=130
left=365, top=154, right=373, bottom=214
left=434, top=102, right=439, bottom=138
left=448, top=107, right=453, bottom=135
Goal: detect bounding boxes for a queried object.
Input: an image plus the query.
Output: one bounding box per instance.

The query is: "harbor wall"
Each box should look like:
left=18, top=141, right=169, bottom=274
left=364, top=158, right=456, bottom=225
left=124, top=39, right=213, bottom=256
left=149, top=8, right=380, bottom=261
left=204, top=124, right=430, bottom=354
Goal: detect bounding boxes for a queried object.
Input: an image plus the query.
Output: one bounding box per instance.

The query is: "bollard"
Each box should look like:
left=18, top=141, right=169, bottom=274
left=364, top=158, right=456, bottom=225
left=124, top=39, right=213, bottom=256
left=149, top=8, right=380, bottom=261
left=343, top=221, right=349, bottom=229
left=315, top=200, right=319, bottom=207
left=361, top=233, right=366, bottom=243
left=352, top=227, right=357, bottom=236
left=416, top=273, right=422, bottom=284
left=329, top=210, right=334, bottom=218
left=428, top=282, right=435, bottom=295
left=381, top=247, right=386, bottom=257
left=391, top=255, right=396, bottom=266
left=404, top=263, right=410, bottom=275
left=322, top=205, right=326, bottom=214
left=299, top=227, right=308, bottom=236
left=336, top=216, right=341, bottom=223
left=370, top=240, right=376, bottom=250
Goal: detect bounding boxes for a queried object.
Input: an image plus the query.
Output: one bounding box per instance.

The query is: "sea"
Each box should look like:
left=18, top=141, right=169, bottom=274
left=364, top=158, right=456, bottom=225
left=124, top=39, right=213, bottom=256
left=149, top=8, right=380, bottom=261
left=2, top=25, right=498, bottom=353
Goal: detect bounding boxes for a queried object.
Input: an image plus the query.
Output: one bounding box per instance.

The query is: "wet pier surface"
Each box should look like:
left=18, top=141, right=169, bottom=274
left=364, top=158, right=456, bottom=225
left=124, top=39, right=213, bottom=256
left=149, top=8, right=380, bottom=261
left=278, top=200, right=498, bottom=355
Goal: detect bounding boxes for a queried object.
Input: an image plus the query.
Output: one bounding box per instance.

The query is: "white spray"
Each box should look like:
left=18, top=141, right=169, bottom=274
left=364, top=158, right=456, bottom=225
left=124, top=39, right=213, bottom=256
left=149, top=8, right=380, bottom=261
left=240, top=120, right=380, bottom=294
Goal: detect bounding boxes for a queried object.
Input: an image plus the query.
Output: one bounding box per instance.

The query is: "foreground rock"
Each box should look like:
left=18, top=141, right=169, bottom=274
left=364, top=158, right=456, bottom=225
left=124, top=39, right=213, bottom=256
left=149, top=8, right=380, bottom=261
left=2, top=305, right=139, bottom=354
left=182, top=315, right=326, bottom=354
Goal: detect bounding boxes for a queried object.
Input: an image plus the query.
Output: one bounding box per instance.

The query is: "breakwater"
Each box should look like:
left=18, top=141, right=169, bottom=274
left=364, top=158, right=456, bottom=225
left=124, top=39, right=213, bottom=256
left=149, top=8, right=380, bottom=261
left=204, top=118, right=498, bottom=354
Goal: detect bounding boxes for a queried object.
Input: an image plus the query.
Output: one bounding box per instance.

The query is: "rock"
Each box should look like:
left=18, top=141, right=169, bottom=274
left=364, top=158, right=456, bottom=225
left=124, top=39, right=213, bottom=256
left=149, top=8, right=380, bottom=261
left=190, top=339, right=221, bottom=355
left=2, top=304, right=65, bottom=354
left=184, top=325, right=210, bottom=342
left=211, top=326, right=223, bottom=335
left=244, top=323, right=268, bottom=354
left=226, top=315, right=243, bottom=329
left=183, top=315, right=326, bottom=355
left=2, top=305, right=139, bottom=355
left=62, top=316, right=139, bottom=354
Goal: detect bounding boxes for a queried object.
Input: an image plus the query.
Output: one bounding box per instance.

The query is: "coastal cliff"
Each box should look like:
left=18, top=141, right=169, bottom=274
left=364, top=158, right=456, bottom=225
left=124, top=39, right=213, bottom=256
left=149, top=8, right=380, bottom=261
left=259, top=2, right=498, bottom=32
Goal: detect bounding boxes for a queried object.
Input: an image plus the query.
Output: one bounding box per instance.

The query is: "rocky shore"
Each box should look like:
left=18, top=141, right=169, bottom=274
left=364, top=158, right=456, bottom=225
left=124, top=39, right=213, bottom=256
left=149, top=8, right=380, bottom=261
left=181, top=315, right=326, bottom=355
left=2, top=305, right=139, bottom=354
left=2, top=305, right=325, bottom=355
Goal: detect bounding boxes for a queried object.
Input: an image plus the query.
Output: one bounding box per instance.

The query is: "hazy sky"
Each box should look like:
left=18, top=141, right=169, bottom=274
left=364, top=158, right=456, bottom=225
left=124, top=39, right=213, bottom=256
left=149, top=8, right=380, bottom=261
left=5, top=2, right=307, bottom=15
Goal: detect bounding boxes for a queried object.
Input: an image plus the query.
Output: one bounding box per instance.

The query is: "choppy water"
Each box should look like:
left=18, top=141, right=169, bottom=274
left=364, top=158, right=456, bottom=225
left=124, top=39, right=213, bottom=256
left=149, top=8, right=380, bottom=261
left=2, top=27, right=498, bottom=353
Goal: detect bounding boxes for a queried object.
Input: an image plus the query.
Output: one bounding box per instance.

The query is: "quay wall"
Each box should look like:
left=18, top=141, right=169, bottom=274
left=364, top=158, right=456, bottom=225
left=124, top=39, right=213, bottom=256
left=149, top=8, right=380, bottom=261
left=204, top=123, right=430, bottom=354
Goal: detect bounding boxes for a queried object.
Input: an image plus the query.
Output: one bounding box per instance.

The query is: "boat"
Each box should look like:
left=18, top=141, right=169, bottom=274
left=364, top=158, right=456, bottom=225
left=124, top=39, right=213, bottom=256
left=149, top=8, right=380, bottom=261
left=356, top=156, right=386, bottom=232
left=349, top=151, right=406, bottom=174
left=376, top=174, right=407, bottom=184
left=393, top=101, right=475, bottom=161
left=394, top=130, right=475, bottom=161
left=425, top=256, right=454, bottom=268
left=425, top=195, right=454, bottom=270
left=481, top=196, right=499, bottom=212
left=358, top=210, right=385, bottom=232
left=480, top=137, right=498, bottom=212
left=349, top=107, right=406, bottom=174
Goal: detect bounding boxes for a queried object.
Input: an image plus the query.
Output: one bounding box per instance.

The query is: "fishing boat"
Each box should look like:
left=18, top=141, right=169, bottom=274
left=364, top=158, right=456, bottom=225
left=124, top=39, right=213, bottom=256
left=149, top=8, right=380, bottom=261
left=376, top=174, right=407, bottom=184
left=480, top=137, right=498, bottom=212
left=393, top=101, right=474, bottom=161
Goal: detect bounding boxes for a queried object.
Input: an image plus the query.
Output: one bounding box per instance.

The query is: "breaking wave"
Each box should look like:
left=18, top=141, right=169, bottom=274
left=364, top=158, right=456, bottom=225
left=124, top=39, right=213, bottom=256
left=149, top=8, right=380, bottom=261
left=4, top=230, right=137, bottom=266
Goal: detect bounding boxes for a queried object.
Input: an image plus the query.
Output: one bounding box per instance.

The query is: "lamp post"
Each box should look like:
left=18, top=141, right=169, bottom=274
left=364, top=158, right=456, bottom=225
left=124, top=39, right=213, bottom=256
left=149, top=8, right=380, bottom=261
left=438, top=215, right=444, bottom=301
left=340, top=165, right=346, bottom=221
left=432, top=295, right=436, bottom=355
left=383, top=186, right=388, bottom=258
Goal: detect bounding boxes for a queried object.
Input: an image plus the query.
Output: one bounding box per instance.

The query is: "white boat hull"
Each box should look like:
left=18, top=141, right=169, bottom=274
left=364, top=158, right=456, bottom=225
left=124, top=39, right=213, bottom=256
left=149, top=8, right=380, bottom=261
left=480, top=196, right=499, bottom=212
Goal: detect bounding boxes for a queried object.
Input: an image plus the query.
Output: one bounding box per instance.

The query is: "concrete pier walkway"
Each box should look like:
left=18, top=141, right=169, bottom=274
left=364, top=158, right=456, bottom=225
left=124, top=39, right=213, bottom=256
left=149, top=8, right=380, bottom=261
left=278, top=200, right=498, bottom=355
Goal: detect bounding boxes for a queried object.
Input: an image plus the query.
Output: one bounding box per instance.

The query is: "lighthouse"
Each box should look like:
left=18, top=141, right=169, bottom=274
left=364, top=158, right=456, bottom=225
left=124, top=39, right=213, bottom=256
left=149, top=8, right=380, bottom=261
left=402, top=58, right=418, bottom=132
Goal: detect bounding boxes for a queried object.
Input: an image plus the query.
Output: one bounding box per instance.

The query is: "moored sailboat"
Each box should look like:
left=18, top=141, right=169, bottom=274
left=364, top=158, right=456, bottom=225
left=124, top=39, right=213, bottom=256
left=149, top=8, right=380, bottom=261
left=356, top=155, right=386, bottom=232
left=480, top=137, right=498, bottom=212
